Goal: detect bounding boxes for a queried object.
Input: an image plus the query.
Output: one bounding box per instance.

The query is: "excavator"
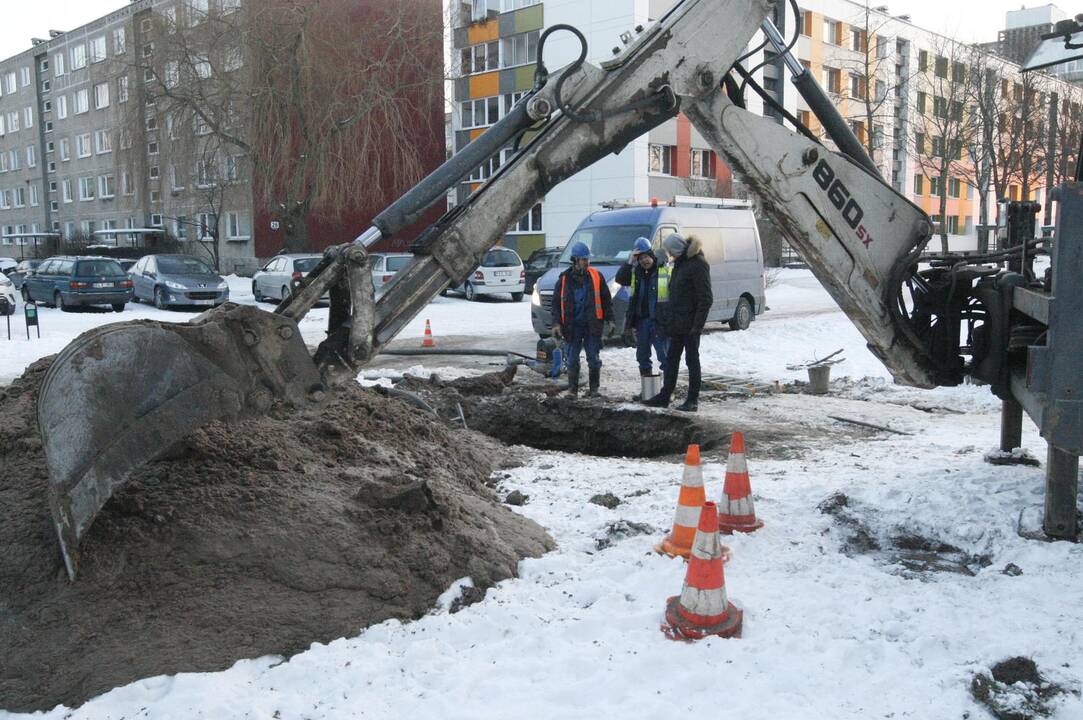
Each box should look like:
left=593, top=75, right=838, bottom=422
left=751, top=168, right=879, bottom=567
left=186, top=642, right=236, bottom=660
left=38, top=0, right=1081, bottom=580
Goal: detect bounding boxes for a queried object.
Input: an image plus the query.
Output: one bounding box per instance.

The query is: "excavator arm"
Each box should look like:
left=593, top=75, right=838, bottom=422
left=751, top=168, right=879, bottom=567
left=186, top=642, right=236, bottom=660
left=40, top=0, right=948, bottom=578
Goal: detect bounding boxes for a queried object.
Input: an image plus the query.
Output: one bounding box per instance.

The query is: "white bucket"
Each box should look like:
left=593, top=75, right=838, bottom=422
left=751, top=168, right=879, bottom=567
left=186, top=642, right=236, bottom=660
left=807, top=365, right=831, bottom=394
left=641, top=374, right=661, bottom=400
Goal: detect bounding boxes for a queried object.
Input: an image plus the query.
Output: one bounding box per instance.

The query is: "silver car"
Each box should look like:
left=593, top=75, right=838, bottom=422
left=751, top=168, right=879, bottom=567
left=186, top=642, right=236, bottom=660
left=130, top=254, right=229, bottom=309
left=371, top=253, right=412, bottom=294
left=8, top=258, right=42, bottom=290
left=252, top=253, right=326, bottom=302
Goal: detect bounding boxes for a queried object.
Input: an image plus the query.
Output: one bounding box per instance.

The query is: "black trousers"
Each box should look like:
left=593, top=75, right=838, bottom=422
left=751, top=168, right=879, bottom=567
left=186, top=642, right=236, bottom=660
left=659, top=332, right=701, bottom=402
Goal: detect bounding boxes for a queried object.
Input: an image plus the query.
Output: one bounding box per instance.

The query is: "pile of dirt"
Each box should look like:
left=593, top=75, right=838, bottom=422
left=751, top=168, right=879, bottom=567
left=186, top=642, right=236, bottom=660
left=971, top=657, right=1073, bottom=720
left=0, top=358, right=553, bottom=712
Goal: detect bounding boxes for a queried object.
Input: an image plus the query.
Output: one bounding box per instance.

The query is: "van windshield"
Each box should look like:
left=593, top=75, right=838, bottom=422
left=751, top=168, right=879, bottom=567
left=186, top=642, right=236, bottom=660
left=560, top=225, right=653, bottom=265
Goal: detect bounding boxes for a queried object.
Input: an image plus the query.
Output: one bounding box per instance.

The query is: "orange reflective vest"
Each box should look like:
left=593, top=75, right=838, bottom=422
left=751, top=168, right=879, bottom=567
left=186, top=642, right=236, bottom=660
left=557, top=267, right=604, bottom=324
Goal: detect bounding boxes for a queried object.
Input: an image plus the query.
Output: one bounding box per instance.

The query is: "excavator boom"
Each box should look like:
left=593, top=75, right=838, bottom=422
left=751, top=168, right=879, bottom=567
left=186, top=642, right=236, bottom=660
left=39, top=0, right=944, bottom=578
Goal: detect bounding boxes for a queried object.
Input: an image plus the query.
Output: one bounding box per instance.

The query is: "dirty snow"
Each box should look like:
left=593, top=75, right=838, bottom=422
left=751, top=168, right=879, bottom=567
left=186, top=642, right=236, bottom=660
left=3, top=268, right=1082, bottom=719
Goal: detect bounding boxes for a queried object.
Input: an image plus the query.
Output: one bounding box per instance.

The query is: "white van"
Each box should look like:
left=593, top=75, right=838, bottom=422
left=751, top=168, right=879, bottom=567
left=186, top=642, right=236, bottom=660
left=532, top=196, right=766, bottom=336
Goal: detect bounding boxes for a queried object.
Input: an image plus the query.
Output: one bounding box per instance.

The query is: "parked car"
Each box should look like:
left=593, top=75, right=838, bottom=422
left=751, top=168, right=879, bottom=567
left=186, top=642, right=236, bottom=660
left=0, top=272, right=15, bottom=315
left=117, top=258, right=138, bottom=273
left=523, top=247, right=562, bottom=295
left=129, top=254, right=230, bottom=309
left=22, top=256, right=133, bottom=312
left=8, top=259, right=43, bottom=290
left=449, top=247, right=525, bottom=302
left=0, top=257, right=17, bottom=275
left=371, top=253, right=412, bottom=294
left=531, top=197, right=766, bottom=338
left=252, top=254, right=328, bottom=303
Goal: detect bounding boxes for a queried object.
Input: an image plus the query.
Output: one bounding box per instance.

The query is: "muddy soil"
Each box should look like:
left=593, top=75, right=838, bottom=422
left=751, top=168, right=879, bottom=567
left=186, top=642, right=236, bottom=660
left=0, top=359, right=553, bottom=712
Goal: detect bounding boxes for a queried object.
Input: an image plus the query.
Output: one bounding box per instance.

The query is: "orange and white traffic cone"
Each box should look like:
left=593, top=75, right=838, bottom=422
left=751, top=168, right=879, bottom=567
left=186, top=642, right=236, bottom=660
left=422, top=319, right=436, bottom=348
left=655, top=444, right=706, bottom=558
left=662, top=501, right=743, bottom=640
left=717, top=431, right=764, bottom=534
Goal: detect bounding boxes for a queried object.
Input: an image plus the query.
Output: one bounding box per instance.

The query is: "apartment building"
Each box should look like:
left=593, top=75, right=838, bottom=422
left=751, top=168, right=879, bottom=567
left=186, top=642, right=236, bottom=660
left=0, top=0, right=445, bottom=272
left=452, top=0, right=1083, bottom=257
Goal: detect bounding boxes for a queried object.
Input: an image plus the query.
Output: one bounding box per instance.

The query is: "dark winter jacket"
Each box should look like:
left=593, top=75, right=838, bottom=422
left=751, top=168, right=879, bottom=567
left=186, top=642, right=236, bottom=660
left=659, top=236, right=712, bottom=336
left=553, top=265, right=614, bottom=337
left=615, top=253, right=669, bottom=329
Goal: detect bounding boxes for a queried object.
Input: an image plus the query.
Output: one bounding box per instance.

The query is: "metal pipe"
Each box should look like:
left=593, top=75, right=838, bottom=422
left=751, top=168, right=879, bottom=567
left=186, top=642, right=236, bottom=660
left=379, top=347, right=535, bottom=360
left=353, top=226, right=382, bottom=248
left=999, top=396, right=1024, bottom=453
left=760, top=18, right=880, bottom=177
left=1044, top=444, right=1079, bottom=538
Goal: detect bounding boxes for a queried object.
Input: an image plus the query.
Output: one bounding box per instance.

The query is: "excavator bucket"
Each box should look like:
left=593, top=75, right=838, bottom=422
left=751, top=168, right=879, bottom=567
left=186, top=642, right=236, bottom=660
left=38, top=303, right=325, bottom=580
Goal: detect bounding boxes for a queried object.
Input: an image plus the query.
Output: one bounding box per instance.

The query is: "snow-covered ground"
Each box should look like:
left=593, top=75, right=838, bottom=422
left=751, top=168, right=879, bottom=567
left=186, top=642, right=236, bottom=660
left=4, top=269, right=1081, bottom=719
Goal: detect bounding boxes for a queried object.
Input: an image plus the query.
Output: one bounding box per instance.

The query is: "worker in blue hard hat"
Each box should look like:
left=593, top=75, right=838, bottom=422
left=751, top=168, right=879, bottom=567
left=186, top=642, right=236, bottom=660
left=551, top=241, right=614, bottom=398
left=615, top=236, right=670, bottom=393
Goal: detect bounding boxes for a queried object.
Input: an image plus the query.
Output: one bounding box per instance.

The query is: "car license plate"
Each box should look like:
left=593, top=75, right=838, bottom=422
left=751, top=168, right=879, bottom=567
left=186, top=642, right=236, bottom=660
left=93, top=282, right=113, bottom=288
left=194, top=299, right=216, bottom=305
left=495, top=270, right=511, bottom=276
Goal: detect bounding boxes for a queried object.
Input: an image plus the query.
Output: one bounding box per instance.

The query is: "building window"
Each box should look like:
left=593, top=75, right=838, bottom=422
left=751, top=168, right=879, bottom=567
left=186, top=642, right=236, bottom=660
left=148, top=141, right=159, bottom=155
left=466, top=152, right=502, bottom=182
left=48, top=180, right=56, bottom=192
left=99, top=174, right=115, bottom=198
left=56, top=95, right=67, bottom=119
left=118, top=76, right=129, bottom=103
left=150, top=190, right=161, bottom=203
left=113, top=27, right=126, bottom=55
left=59, top=137, right=70, bottom=161
left=95, top=129, right=112, bottom=153
left=224, top=48, right=243, bottom=72
left=141, top=18, right=153, bottom=34
left=29, top=185, right=38, bottom=207
left=89, top=36, right=106, bottom=63
left=510, top=202, right=542, bottom=233
left=23, top=107, right=32, bottom=128
left=913, top=174, right=924, bottom=195
left=71, top=44, right=88, bottom=71
left=76, top=133, right=91, bottom=158
left=690, top=149, right=715, bottom=179
left=801, top=8, right=812, bottom=36
left=149, top=165, right=160, bottom=179
left=460, top=96, right=499, bottom=129
left=823, top=67, right=841, bottom=94
left=54, top=53, right=65, bottom=76
left=823, top=18, right=841, bottom=45
left=648, top=144, right=675, bottom=175
left=119, top=130, right=132, bottom=149
left=25, top=145, right=35, bottom=167
left=79, top=176, right=95, bottom=201
left=41, top=80, right=51, bottom=93
left=849, top=73, right=866, bottom=100
left=7, top=149, right=17, bottom=171
left=94, top=83, right=110, bottom=109
left=198, top=212, right=214, bottom=239
left=197, top=157, right=217, bottom=186
left=74, top=89, right=89, bottom=114
left=142, top=43, right=155, bottom=58
left=122, top=171, right=134, bottom=195
left=461, top=40, right=499, bottom=75
left=46, top=142, right=54, bottom=154
left=949, top=177, right=962, bottom=198
left=44, top=121, right=53, bottom=133
left=227, top=211, right=248, bottom=239
left=13, top=187, right=25, bottom=208
left=47, top=160, right=55, bottom=172
left=43, top=100, right=52, bottom=113
left=19, top=66, right=30, bottom=87
left=175, top=215, right=188, bottom=240
left=929, top=175, right=941, bottom=196
left=500, top=30, right=539, bottom=68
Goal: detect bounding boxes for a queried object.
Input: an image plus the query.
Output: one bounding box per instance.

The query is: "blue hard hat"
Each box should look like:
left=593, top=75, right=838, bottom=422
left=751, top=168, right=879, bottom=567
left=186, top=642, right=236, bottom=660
left=570, top=242, right=591, bottom=259
left=632, top=237, right=651, bottom=254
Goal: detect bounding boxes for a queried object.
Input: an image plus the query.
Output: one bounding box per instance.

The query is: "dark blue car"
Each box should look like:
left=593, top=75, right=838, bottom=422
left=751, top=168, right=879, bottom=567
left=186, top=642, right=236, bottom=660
left=22, top=256, right=133, bottom=312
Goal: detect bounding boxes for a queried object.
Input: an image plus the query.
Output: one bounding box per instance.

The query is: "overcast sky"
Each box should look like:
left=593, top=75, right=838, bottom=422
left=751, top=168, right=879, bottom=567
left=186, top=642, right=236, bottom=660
left=0, top=1, right=1064, bottom=61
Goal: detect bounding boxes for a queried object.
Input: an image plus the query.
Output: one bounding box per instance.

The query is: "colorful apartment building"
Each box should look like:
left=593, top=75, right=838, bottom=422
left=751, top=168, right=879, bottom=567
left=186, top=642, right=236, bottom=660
left=452, top=0, right=1083, bottom=256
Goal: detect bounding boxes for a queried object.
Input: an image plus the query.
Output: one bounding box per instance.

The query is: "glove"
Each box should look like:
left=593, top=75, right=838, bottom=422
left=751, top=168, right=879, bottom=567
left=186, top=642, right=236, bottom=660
left=621, top=329, right=636, bottom=347
left=551, top=325, right=563, bottom=340
left=604, top=320, right=616, bottom=337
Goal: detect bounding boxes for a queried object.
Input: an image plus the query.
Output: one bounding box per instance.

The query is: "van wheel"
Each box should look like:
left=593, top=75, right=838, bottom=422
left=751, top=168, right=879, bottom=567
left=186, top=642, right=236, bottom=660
left=464, top=283, right=477, bottom=301
left=54, top=292, right=66, bottom=311
left=729, top=297, right=753, bottom=331
left=252, top=281, right=263, bottom=302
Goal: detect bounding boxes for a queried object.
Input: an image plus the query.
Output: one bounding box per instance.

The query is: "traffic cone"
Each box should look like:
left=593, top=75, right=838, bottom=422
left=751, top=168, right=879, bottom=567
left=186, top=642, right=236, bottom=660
left=662, top=502, right=743, bottom=640
left=717, top=431, right=764, bottom=534
left=654, top=444, right=706, bottom=558
left=422, top=319, right=436, bottom=348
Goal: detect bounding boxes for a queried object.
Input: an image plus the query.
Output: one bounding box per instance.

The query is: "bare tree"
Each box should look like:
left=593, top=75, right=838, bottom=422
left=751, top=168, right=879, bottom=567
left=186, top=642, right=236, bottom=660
left=126, top=0, right=444, bottom=253
left=909, top=36, right=980, bottom=252
left=987, top=70, right=1050, bottom=210
left=833, top=3, right=918, bottom=171
left=962, top=51, right=998, bottom=252
left=1049, top=88, right=1083, bottom=189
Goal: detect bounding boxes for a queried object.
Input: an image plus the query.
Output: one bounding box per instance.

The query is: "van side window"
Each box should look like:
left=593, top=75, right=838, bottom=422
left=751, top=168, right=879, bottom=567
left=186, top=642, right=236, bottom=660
left=724, top=228, right=759, bottom=261
left=655, top=226, right=677, bottom=250
left=682, top=226, right=725, bottom=264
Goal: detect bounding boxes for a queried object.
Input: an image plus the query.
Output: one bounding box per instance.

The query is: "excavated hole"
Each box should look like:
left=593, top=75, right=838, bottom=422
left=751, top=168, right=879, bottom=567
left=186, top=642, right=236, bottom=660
left=466, top=395, right=725, bottom=458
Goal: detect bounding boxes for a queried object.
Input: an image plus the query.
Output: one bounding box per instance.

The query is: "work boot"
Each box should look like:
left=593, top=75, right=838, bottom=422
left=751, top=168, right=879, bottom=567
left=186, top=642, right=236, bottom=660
left=643, top=394, right=669, bottom=408
left=585, top=367, right=601, bottom=398
left=675, top=400, right=698, bottom=412
left=565, top=365, right=580, bottom=398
